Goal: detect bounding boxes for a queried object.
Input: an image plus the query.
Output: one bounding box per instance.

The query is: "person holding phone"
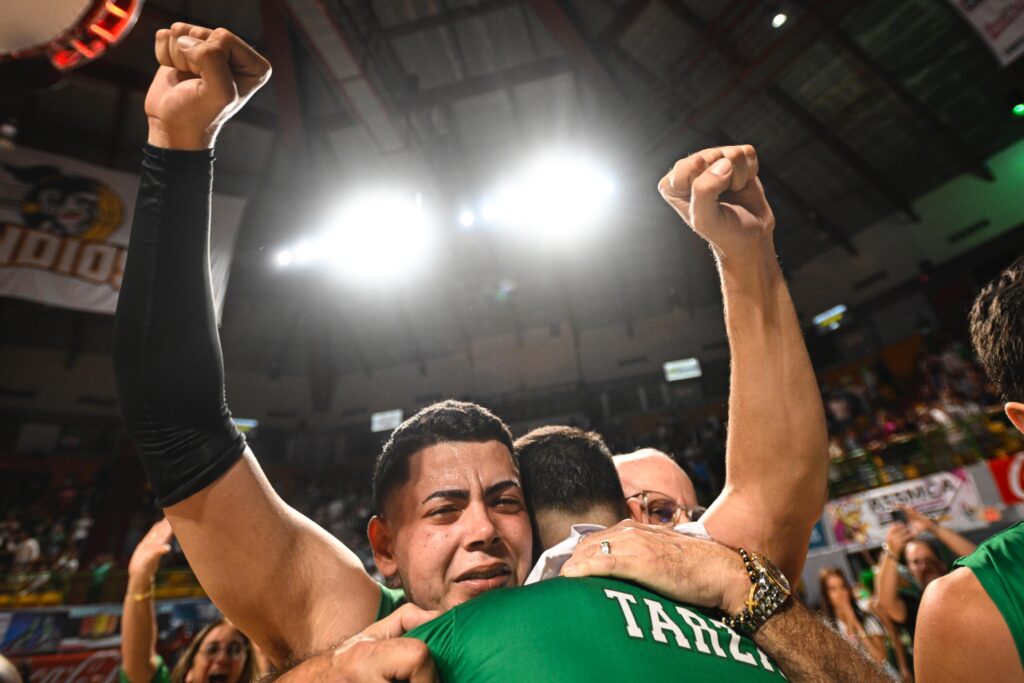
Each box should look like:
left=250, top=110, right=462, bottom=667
left=873, top=505, right=976, bottom=642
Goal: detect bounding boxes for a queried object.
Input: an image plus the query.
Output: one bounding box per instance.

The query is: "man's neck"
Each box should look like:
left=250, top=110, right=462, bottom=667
left=536, top=506, right=623, bottom=552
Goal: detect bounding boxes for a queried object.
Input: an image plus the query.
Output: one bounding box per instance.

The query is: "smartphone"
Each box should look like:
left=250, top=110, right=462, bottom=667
left=891, top=509, right=908, bottom=525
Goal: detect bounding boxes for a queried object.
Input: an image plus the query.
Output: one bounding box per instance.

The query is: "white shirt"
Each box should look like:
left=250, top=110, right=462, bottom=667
left=525, top=519, right=712, bottom=585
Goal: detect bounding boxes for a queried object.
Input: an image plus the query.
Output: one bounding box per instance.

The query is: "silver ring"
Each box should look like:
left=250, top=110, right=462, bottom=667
left=600, top=540, right=611, bottom=556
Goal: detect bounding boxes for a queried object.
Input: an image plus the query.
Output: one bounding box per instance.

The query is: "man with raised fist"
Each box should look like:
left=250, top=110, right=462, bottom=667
left=114, top=22, right=831, bottom=679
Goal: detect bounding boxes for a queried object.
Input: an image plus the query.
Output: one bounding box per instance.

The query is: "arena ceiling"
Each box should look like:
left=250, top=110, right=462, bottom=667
left=2, top=0, right=1023, bottom=404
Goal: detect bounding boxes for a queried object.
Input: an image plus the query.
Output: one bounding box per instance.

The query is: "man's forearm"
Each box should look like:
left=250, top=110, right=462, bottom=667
left=113, top=145, right=246, bottom=507
left=753, top=600, right=894, bottom=683
left=717, top=244, right=828, bottom=575
left=721, top=246, right=827, bottom=486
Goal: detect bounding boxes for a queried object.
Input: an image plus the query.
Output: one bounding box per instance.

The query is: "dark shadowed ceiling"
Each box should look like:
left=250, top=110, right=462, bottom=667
left=1, top=0, right=1022, bottom=393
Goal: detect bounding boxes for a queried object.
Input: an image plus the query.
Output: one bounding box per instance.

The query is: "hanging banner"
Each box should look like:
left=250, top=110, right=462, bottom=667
left=825, top=467, right=987, bottom=548
left=987, top=451, right=1024, bottom=504
left=948, top=0, right=1024, bottom=65
left=12, top=648, right=121, bottom=683
left=0, top=146, right=244, bottom=319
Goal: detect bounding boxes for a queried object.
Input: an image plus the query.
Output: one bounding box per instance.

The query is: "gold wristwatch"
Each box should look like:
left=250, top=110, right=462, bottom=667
left=720, top=548, right=791, bottom=636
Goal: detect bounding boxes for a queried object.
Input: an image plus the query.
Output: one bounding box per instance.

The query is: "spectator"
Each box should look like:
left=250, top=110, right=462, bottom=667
left=874, top=504, right=977, bottom=639
left=10, top=527, right=40, bottom=574
left=120, top=519, right=257, bottom=683
left=819, top=567, right=891, bottom=667
left=70, top=510, right=94, bottom=556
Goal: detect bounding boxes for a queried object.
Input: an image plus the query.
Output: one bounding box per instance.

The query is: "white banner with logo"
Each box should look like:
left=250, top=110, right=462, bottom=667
left=825, top=467, right=987, bottom=548
left=0, top=146, right=244, bottom=318
left=948, top=0, right=1024, bottom=65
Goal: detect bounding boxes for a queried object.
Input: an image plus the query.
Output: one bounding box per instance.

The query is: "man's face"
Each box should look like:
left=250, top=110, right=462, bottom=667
left=376, top=440, right=533, bottom=612
left=617, top=454, right=698, bottom=514
left=905, top=541, right=946, bottom=587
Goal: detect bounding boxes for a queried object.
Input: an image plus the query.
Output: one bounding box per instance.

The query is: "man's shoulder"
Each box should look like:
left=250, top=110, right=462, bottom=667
left=916, top=567, right=1021, bottom=680
left=922, top=566, right=993, bottom=623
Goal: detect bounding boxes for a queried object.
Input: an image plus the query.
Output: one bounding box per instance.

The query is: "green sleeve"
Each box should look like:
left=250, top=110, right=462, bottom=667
left=954, top=522, right=1024, bottom=665
left=405, top=609, right=458, bottom=682
left=118, top=655, right=171, bottom=683
left=375, top=583, right=407, bottom=620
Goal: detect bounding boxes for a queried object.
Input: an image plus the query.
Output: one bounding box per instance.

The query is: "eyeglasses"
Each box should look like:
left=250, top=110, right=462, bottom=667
left=198, top=641, right=247, bottom=661
left=624, top=490, right=705, bottom=526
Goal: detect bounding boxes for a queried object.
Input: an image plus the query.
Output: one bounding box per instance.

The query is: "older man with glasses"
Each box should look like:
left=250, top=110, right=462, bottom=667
left=616, top=448, right=707, bottom=529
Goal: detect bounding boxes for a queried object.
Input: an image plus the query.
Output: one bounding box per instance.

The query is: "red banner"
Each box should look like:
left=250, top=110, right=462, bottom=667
left=988, top=452, right=1024, bottom=504
left=13, top=649, right=121, bottom=683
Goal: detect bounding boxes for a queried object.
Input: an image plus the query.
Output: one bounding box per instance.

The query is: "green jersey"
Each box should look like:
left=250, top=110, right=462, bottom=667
left=954, top=521, right=1024, bottom=666
left=405, top=576, right=785, bottom=682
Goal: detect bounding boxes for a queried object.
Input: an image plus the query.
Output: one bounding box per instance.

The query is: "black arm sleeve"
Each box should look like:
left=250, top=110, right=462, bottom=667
left=113, top=144, right=245, bottom=508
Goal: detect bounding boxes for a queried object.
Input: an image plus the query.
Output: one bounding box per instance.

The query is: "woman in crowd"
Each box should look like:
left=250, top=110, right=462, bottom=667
left=819, top=567, right=891, bottom=666
left=119, top=519, right=256, bottom=683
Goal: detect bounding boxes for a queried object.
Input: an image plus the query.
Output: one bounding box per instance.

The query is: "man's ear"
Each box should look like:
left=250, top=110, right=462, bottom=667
left=368, top=515, right=398, bottom=579
left=1006, top=402, right=1024, bottom=435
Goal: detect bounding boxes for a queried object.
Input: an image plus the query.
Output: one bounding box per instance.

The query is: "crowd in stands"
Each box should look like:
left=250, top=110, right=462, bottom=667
left=2, top=329, right=1021, bottom=683
left=822, top=337, right=1019, bottom=496
left=0, top=477, right=99, bottom=596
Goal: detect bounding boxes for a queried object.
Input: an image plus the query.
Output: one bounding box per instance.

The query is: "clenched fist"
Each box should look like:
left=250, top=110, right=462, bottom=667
left=659, top=146, right=775, bottom=262
left=145, top=23, right=272, bottom=150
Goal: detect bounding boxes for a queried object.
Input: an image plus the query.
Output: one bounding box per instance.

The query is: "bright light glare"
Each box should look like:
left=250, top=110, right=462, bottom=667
left=459, top=209, right=476, bottom=227
left=277, top=191, right=432, bottom=283
left=323, top=192, right=431, bottom=281
left=294, top=241, right=314, bottom=264
left=771, top=12, right=788, bottom=28
left=493, top=153, right=615, bottom=242
left=481, top=203, right=498, bottom=222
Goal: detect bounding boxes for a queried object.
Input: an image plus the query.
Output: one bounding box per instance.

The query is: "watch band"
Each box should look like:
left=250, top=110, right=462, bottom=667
left=720, top=548, right=789, bottom=636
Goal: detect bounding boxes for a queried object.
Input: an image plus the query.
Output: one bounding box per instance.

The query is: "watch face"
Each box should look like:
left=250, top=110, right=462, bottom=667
left=753, top=553, right=791, bottom=593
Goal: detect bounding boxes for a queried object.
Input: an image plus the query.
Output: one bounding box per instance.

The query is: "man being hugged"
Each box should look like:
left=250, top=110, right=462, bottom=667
left=115, top=22, right=830, bottom=678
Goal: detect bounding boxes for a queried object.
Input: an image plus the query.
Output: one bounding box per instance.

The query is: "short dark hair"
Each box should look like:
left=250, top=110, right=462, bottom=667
left=970, top=256, right=1024, bottom=401
left=514, top=426, right=626, bottom=517
left=372, top=400, right=515, bottom=516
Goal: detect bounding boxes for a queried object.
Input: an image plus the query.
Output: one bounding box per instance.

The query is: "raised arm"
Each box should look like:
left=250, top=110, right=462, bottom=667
left=658, top=147, right=828, bottom=579
left=874, top=524, right=914, bottom=625
left=899, top=504, right=977, bottom=558
left=113, top=23, right=381, bottom=665
left=120, top=520, right=173, bottom=683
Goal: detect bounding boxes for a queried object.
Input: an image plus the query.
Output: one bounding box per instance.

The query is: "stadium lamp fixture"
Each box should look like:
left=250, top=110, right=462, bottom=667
left=489, top=152, right=615, bottom=243
left=771, top=12, right=788, bottom=28
left=274, top=190, right=433, bottom=283
left=1014, top=102, right=1024, bottom=118
left=459, top=209, right=476, bottom=227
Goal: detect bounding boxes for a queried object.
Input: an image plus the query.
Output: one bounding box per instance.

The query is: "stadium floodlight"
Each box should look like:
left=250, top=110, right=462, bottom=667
left=459, top=209, right=476, bottom=227
left=294, top=240, right=314, bottom=264
left=494, top=151, right=615, bottom=243
left=320, top=190, right=432, bottom=282
left=274, top=190, right=433, bottom=284
left=771, top=12, right=788, bottom=28
left=275, top=249, right=293, bottom=267
left=1014, top=102, right=1024, bottom=118
left=481, top=202, right=498, bottom=222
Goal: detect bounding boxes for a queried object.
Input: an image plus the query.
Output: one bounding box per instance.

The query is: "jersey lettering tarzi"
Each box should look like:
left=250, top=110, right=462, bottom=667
left=407, top=576, right=787, bottom=682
